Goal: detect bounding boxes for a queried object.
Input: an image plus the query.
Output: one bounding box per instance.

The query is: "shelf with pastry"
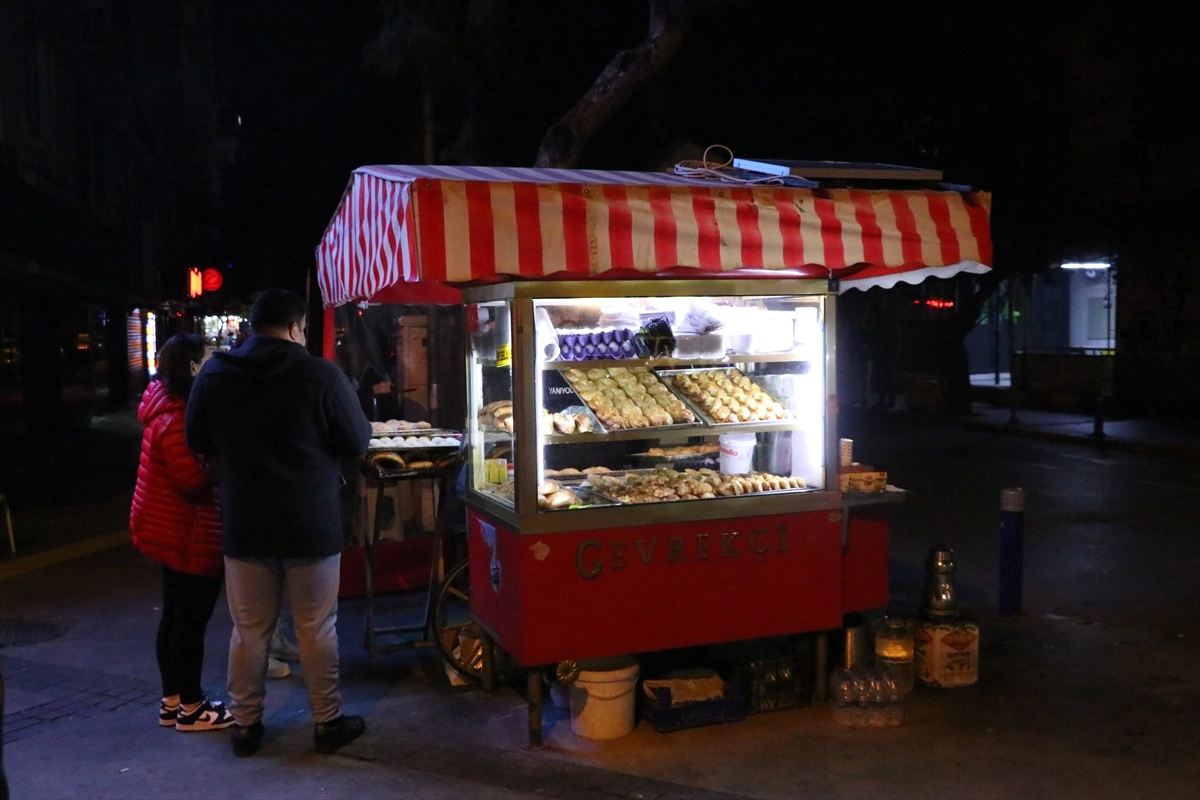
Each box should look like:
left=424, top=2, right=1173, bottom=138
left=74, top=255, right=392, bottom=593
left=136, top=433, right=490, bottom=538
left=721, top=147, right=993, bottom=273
left=557, top=365, right=699, bottom=433
left=464, top=283, right=835, bottom=529
left=544, top=352, right=808, bottom=370
left=584, top=467, right=813, bottom=505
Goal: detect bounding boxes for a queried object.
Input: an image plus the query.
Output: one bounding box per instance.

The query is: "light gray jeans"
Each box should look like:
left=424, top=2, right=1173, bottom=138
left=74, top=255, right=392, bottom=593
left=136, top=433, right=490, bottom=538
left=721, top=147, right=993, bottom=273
left=224, top=554, right=343, bottom=725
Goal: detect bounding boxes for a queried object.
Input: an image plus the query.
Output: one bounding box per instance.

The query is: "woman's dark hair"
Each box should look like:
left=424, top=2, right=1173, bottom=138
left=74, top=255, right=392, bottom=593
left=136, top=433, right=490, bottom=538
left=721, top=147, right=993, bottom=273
left=157, top=333, right=206, bottom=400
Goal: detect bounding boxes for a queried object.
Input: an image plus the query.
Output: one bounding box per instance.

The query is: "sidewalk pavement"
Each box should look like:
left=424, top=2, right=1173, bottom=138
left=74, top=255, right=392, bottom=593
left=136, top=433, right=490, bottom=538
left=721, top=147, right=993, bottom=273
left=2, top=405, right=1199, bottom=797
left=3, top=540, right=1197, bottom=800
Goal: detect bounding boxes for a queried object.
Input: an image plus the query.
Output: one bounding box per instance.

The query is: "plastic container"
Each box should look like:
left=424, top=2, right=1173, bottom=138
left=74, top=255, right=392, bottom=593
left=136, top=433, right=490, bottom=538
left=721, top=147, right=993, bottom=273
left=829, top=667, right=905, bottom=728
left=829, top=667, right=856, bottom=727
left=641, top=681, right=746, bottom=733
left=719, top=433, right=757, bottom=475
left=569, top=656, right=640, bottom=740
left=743, top=655, right=813, bottom=714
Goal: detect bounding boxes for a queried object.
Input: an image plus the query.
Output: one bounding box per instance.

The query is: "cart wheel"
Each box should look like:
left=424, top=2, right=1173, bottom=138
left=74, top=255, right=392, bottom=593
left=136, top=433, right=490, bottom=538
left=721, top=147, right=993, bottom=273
left=434, top=559, right=521, bottom=685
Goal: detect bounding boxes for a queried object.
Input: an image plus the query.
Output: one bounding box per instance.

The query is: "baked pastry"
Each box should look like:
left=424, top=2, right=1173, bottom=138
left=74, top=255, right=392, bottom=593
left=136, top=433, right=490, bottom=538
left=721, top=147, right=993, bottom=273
left=408, top=460, right=434, bottom=470
left=368, top=453, right=406, bottom=471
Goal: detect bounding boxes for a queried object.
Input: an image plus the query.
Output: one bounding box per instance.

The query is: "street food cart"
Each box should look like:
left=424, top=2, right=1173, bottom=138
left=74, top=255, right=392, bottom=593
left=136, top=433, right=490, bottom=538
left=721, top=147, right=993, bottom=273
left=317, top=164, right=992, bottom=741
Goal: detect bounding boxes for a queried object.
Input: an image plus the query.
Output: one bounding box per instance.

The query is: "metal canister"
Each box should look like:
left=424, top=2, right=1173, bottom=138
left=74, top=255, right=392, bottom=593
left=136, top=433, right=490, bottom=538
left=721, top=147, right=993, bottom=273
left=922, top=546, right=958, bottom=618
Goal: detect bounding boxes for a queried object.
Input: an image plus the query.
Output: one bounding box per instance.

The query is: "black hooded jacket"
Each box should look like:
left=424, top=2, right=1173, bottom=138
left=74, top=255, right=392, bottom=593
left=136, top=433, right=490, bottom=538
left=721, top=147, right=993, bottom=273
left=185, top=335, right=371, bottom=558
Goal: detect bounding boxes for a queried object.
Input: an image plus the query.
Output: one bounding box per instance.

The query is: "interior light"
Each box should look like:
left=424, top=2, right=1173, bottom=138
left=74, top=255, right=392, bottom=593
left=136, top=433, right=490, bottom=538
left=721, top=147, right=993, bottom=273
left=1060, top=262, right=1111, bottom=270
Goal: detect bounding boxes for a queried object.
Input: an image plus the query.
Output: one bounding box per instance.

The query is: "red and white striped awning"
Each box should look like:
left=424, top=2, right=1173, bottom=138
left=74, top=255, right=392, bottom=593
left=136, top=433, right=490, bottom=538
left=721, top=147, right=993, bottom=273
left=316, top=164, right=991, bottom=306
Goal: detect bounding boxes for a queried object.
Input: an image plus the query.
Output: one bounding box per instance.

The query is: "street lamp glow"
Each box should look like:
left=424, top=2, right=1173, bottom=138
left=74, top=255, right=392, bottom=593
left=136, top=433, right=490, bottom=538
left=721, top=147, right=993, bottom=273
left=1060, top=261, right=1111, bottom=270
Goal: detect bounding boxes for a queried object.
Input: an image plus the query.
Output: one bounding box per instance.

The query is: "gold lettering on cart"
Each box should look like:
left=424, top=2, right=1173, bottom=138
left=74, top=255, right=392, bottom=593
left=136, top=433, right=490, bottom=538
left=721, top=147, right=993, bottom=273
left=750, top=529, right=771, bottom=559
left=667, top=536, right=685, bottom=562
left=635, top=539, right=658, bottom=564
left=721, top=531, right=741, bottom=558
left=577, top=540, right=603, bottom=579
left=573, top=526, right=791, bottom=579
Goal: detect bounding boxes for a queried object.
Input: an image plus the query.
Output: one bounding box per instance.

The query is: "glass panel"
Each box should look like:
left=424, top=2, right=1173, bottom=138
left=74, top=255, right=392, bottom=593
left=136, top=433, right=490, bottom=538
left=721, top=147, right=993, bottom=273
left=467, top=300, right=515, bottom=507
left=529, top=294, right=826, bottom=511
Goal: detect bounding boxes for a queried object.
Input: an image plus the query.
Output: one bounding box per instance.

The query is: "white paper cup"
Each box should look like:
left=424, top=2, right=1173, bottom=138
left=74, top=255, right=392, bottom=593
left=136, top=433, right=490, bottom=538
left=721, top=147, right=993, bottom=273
left=839, top=438, right=854, bottom=467
left=720, top=433, right=757, bottom=474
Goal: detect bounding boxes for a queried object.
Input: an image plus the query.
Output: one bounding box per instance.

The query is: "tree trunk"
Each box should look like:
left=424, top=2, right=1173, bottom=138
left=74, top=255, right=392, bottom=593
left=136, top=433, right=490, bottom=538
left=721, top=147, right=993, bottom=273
left=534, top=0, right=697, bottom=168
left=421, top=68, right=436, bottom=164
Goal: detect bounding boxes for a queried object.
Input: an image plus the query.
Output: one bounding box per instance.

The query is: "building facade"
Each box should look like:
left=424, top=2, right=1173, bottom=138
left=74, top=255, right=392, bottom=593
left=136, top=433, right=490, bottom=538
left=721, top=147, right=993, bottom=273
left=0, top=0, right=235, bottom=429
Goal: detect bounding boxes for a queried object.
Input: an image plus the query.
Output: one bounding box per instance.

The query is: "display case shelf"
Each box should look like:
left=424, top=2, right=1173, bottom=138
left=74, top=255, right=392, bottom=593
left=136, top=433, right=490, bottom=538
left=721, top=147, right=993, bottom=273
left=545, top=352, right=809, bottom=371
left=464, top=281, right=835, bottom=524
left=543, top=419, right=801, bottom=444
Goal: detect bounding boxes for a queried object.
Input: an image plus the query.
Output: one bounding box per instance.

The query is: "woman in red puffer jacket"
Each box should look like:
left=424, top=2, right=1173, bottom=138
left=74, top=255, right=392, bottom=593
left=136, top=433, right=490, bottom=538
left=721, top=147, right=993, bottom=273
left=130, top=333, right=234, bottom=732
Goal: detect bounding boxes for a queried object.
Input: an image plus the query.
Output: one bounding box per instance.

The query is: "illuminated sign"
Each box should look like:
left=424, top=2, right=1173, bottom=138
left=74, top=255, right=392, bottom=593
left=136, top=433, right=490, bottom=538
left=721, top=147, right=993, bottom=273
left=201, top=268, right=224, bottom=292
left=145, top=311, right=158, bottom=376
left=188, top=268, right=203, bottom=298
left=912, top=299, right=956, bottom=309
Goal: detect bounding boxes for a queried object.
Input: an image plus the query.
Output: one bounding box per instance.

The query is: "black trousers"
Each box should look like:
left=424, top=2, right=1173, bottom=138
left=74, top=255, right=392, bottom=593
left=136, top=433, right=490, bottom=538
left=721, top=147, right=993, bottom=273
left=156, top=566, right=223, bottom=704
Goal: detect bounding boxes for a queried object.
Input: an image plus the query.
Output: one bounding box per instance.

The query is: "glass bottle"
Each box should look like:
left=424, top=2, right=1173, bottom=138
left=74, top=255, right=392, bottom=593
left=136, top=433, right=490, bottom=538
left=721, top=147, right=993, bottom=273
left=875, top=616, right=915, bottom=694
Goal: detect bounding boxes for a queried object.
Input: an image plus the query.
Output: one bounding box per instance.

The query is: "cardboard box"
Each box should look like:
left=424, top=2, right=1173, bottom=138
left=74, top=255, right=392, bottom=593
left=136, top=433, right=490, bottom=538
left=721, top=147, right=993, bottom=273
left=838, top=470, right=888, bottom=493
left=914, top=619, right=979, bottom=688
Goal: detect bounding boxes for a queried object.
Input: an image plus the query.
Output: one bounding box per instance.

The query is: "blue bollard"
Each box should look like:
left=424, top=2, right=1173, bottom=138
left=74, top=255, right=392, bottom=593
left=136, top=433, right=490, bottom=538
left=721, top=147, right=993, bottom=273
left=999, top=488, right=1025, bottom=615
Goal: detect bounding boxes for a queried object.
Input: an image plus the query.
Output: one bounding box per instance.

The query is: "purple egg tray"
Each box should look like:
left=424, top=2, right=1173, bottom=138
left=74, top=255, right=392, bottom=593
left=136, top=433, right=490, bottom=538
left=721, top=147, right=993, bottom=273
left=555, top=328, right=643, bottom=361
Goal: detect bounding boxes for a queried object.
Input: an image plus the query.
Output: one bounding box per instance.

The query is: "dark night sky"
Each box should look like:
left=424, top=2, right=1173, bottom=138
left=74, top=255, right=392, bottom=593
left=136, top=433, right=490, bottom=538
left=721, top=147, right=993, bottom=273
left=211, top=1, right=1197, bottom=294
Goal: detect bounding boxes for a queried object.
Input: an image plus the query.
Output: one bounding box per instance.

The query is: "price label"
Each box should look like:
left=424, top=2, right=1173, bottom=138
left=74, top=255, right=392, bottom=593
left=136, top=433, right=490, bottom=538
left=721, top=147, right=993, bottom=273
left=495, top=343, right=512, bottom=368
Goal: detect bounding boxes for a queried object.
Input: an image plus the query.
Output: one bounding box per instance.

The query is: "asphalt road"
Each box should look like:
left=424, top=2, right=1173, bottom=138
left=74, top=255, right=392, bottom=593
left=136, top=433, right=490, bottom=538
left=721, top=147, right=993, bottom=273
left=843, top=411, right=1200, bottom=639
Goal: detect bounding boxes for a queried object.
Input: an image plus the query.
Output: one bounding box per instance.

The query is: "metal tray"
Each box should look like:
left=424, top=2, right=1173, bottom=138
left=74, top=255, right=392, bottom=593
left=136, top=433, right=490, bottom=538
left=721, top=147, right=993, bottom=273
left=367, top=441, right=462, bottom=452
left=370, top=428, right=461, bottom=438
left=582, top=469, right=816, bottom=505
left=559, top=369, right=702, bottom=434
left=627, top=447, right=720, bottom=461
left=653, top=367, right=791, bottom=428
left=539, top=485, right=622, bottom=511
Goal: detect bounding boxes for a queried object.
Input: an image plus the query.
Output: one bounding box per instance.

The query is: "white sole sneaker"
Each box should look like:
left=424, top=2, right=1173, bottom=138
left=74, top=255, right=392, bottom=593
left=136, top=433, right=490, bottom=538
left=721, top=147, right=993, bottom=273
left=175, top=699, right=236, bottom=731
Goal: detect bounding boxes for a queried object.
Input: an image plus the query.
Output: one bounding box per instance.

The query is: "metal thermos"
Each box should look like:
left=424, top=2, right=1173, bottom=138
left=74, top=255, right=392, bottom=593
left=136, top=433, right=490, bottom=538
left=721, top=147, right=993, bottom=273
left=842, top=613, right=870, bottom=669
left=922, top=546, right=958, bottom=618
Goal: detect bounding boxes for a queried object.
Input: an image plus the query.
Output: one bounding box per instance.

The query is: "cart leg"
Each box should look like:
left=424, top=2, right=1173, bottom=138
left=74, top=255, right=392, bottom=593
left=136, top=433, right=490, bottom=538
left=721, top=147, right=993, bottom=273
left=481, top=635, right=496, bottom=695
left=527, top=668, right=543, bottom=747
left=362, top=480, right=387, bottom=669
left=813, top=631, right=829, bottom=704
left=421, top=475, right=455, bottom=642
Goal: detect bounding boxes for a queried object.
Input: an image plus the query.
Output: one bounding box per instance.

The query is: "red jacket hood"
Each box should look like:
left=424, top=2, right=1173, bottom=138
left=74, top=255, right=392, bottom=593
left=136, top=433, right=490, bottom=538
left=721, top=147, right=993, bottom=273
left=138, top=380, right=186, bottom=425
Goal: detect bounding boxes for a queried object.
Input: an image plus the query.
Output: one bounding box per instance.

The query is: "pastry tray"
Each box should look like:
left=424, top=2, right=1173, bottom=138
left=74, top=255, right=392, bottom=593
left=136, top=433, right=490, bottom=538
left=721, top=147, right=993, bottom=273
left=542, top=485, right=621, bottom=511
left=627, top=447, right=720, bottom=461
left=653, top=367, right=791, bottom=428
left=371, top=428, right=461, bottom=438
left=558, top=370, right=703, bottom=435
left=586, top=484, right=817, bottom=505
left=368, top=440, right=462, bottom=452
left=582, top=469, right=817, bottom=505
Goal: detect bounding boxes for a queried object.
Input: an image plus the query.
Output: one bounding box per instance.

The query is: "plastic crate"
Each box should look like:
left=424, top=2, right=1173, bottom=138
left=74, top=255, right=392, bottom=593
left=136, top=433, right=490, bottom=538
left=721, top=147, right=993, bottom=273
left=641, top=681, right=747, bottom=733
left=743, top=655, right=813, bottom=714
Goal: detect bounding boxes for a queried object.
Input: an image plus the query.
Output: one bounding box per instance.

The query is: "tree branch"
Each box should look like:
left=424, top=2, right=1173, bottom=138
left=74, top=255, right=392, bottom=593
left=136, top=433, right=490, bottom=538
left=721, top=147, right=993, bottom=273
left=534, top=0, right=698, bottom=168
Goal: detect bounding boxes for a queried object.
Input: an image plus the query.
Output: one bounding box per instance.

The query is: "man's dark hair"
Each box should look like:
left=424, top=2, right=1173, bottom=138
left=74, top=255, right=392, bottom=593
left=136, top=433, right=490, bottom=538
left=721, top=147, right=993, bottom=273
left=157, top=333, right=206, bottom=400
left=250, top=289, right=307, bottom=333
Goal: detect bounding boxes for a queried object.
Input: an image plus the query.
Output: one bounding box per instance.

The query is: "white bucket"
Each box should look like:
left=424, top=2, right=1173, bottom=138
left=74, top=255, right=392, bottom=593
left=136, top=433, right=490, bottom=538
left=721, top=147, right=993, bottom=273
left=719, top=433, right=757, bottom=474
left=568, top=656, right=640, bottom=740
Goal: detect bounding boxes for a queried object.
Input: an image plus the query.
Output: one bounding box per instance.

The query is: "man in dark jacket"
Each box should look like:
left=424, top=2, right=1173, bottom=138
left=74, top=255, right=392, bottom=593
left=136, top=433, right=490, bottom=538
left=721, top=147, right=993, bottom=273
left=186, top=289, right=371, bottom=757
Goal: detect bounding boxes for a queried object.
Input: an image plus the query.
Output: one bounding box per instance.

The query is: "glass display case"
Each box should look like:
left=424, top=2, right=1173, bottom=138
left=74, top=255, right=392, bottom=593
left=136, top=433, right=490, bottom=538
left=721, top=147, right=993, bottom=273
left=464, top=280, right=840, bottom=533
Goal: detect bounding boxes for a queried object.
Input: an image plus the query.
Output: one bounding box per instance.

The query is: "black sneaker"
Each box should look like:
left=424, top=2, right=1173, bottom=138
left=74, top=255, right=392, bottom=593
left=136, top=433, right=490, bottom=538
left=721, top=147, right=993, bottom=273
left=314, top=715, right=365, bottom=754
left=231, top=720, right=265, bottom=757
